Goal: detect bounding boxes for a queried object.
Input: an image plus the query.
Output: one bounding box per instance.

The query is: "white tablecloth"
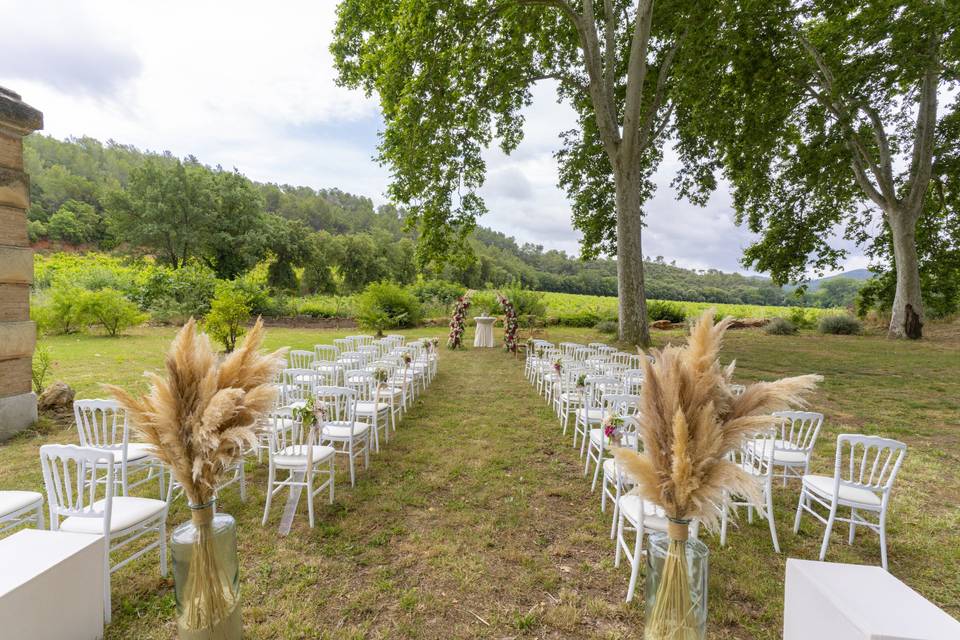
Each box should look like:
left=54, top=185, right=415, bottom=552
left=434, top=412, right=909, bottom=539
left=784, top=559, right=960, bottom=639
left=0, top=529, right=105, bottom=639
left=473, top=316, right=495, bottom=348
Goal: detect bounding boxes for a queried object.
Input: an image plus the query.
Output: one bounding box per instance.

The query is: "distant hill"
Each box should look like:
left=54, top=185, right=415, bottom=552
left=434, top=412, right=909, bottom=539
left=805, top=269, right=873, bottom=291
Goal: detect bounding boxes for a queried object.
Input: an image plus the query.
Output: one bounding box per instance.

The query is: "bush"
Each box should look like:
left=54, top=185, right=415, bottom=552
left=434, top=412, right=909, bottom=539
left=594, top=320, right=618, bottom=334
left=355, top=282, right=422, bottom=336
left=556, top=309, right=601, bottom=327
left=81, top=288, right=147, bottom=336
left=135, top=263, right=218, bottom=322
left=205, top=283, right=252, bottom=352
left=411, top=279, right=466, bottom=305
left=297, top=296, right=353, bottom=318
left=818, top=314, right=862, bottom=335
left=787, top=307, right=817, bottom=329
left=501, top=284, right=547, bottom=320
left=765, top=317, right=798, bottom=335
left=33, top=285, right=91, bottom=334
left=647, top=300, right=686, bottom=323
left=28, top=220, right=46, bottom=242
left=469, top=291, right=498, bottom=316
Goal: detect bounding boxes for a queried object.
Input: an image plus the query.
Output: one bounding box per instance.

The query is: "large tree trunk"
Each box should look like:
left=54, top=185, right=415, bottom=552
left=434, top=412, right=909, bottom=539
left=615, top=170, right=651, bottom=347
left=887, top=207, right=924, bottom=339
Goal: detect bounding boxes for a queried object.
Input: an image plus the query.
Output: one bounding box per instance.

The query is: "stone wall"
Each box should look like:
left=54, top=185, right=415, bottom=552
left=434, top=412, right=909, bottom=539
left=0, top=87, right=42, bottom=440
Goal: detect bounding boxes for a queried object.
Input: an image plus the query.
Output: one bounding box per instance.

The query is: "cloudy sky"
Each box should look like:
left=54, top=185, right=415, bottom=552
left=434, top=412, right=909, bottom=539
left=0, top=0, right=867, bottom=276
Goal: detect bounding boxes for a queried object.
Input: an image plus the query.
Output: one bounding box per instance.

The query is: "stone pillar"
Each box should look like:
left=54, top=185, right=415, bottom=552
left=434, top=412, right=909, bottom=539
left=0, top=87, right=42, bottom=440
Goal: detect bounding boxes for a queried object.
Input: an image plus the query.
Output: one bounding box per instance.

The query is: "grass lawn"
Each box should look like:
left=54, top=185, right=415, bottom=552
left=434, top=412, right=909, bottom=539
left=2, top=321, right=958, bottom=638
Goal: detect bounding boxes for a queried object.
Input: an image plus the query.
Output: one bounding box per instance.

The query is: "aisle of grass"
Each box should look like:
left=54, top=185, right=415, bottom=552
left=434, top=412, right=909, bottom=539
left=2, top=322, right=957, bottom=638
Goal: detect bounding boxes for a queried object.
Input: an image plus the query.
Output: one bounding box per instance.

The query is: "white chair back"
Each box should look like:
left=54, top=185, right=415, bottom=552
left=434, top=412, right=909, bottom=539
left=289, top=349, right=316, bottom=370
left=39, top=444, right=115, bottom=532
left=834, top=434, right=906, bottom=497
left=73, top=399, right=127, bottom=449
left=316, top=386, right=358, bottom=432
left=282, top=368, right=320, bottom=405
left=772, top=411, right=824, bottom=453
left=314, top=344, right=339, bottom=362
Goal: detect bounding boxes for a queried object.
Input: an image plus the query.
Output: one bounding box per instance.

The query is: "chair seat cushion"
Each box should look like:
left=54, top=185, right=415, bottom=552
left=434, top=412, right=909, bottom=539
left=60, top=496, right=166, bottom=535
left=576, top=408, right=604, bottom=422
left=802, top=475, right=882, bottom=507
left=749, top=439, right=809, bottom=465
left=89, top=443, right=153, bottom=463
left=322, top=422, right=370, bottom=439
left=0, top=490, right=43, bottom=518
left=356, top=400, right=391, bottom=413
left=274, top=445, right=335, bottom=467
left=617, top=495, right=668, bottom=532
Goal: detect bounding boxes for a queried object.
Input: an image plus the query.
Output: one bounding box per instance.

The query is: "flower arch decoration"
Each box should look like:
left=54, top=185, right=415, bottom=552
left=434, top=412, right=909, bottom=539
left=447, top=294, right=471, bottom=349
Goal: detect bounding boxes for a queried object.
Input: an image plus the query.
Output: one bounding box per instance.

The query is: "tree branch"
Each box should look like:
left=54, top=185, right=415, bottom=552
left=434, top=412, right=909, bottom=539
left=602, top=0, right=617, bottom=118
left=636, top=28, right=686, bottom=152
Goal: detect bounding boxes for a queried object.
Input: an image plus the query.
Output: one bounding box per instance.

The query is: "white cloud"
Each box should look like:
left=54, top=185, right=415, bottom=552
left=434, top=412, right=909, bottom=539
left=0, top=0, right=867, bottom=278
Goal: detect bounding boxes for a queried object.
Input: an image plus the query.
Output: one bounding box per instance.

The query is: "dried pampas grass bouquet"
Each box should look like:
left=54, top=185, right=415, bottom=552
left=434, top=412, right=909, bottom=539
left=107, top=317, right=286, bottom=637
left=614, top=310, right=821, bottom=639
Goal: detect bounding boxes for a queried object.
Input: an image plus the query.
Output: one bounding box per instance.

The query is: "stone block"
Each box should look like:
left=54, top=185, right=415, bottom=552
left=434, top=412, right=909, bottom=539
left=0, top=246, right=32, bottom=283
left=0, top=321, right=35, bottom=359
left=0, top=167, right=29, bottom=209
left=0, top=356, right=31, bottom=397
left=0, top=391, right=37, bottom=441
left=0, top=283, right=29, bottom=322
left=0, top=205, right=28, bottom=246
left=0, top=131, right=22, bottom=170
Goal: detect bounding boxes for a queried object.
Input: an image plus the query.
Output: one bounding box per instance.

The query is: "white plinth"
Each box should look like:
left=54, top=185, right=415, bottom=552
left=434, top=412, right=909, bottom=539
left=0, top=529, right=105, bottom=640
left=473, top=316, right=495, bottom=348
left=784, top=559, right=960, bottom=640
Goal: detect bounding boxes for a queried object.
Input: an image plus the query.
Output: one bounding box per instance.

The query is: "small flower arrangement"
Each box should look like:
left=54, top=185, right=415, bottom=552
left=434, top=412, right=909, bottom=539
left=373, top=367, right=389, bottom=386
left=602, top=414, right=624, bottom=442
left=536, top=347, right=545, bottom=359
left=291, top=395, right=326, bottom=431
left=553, top=358, right=563, bottom=374
left=575, top=373, right=587, bottom=389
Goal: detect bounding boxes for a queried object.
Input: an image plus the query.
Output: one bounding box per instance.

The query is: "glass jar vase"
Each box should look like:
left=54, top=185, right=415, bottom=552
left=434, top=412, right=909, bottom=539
left=644, top=529, right=709, bottom=640
left=171, top=501, right=242, bottom=639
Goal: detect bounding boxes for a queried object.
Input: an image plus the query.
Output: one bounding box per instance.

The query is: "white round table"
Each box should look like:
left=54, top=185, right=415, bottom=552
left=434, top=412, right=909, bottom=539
left=473, top=316, right=496, bottom=348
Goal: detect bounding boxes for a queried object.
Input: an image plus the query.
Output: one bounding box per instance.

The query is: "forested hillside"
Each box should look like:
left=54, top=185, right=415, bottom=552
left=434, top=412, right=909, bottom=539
left=23, top=134, right=848, bottom=307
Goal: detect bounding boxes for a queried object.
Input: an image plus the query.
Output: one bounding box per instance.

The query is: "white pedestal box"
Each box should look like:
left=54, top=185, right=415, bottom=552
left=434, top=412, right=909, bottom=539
left=784, top=559, right=960, bottom=640
left=0, top=529, right=105, bottom=639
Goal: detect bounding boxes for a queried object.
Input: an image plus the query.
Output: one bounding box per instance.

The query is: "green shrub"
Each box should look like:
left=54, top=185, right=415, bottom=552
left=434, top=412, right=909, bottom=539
left=787, top=307, right=817, bottom=329
left=411, top=279, right=466, bottom=305
left=594, top=320, right=618, bottom=334
left=28, top=220, right=46, bottom=243
left=297, top=296, right=353, bottom=318
left=80, top=288, right=147, bottom=336
left=32, top=343, right=52, bottom=393
left=134, top=262, right=218, bottom=322
left=469, top=291, right=498, bottom=316
left=501, top=284, right=547, bottom=319
left=818, top=314, right=862, bottom=335
left=355, top=282, right=422, bottom=336
left=205, top=283, right=252, bottom=352
left=647, top=300, right=686, bottom=323
left=33, top=285, right=91, bottom=334
left=765, top=317, right=798, bottom=335
left=557, top=310, right=601, bottom=327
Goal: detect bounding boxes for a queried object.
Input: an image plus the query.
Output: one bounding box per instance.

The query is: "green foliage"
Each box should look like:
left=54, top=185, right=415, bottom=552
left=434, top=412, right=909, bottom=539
left=27, top=220, right=46, bottom=243
left=296, top=296, right=354, bottom=319
left=46, top=200, right=104, bottom=245
left=31, top=343, right=52, bottom=394
left=646, top=300, right=686, bottom=323
left=205, top=283, right=253, bottom=352
left=411, top=279, right=466, bottom=306
left=469, top=291, right=498, bottom=316
left=33, top=285, right=91, bottom=334
left=80, top=288, right=147, bottom=336
left=133, top=262, right=218, bottom=323
left=787, top=307, right=818, bottom=330
left=355, top=282, right=422, bottom=336
left=765, top=317, right=798, bottom=336
left=819, top=314, right=862, bottom=336
left=500, top=284, right=546, bottom=320
left=594, top=320, right=618, bottom=334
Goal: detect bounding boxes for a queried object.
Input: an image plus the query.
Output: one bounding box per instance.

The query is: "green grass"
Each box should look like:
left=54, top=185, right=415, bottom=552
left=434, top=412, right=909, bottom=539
left=4, top=321, right=959, bottom=638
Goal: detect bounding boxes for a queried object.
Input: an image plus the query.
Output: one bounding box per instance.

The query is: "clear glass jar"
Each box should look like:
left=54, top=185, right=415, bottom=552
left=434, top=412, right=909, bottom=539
left=171, top=501, right=242, bottom=639
left=644, top=530, right=709, bottom=640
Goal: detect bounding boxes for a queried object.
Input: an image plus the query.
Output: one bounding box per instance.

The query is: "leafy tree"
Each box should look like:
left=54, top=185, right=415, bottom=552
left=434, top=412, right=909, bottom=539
left=263, top=216, right=314, bottom=291
left=302, top=230, right=342, bottom=294
left=80, top=288, right=148, bottom=336
left=106, top=157, right=214, bottom=268
left=33, top=285, right=92, bottom=334
left=199, top=169, right=268, bottom=279
left=355, top=282, right=422, bottom=336
left=332, top=0, right=725, bottom=346
left=685, top=0, right=959, bottom=338
left=46, top=200, right=103, bottom=245
left=814, top=277, right=863, bottom=309
left=205, top=283, right=252, bottom=352
left=336, top=233, right=388, bottom=292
